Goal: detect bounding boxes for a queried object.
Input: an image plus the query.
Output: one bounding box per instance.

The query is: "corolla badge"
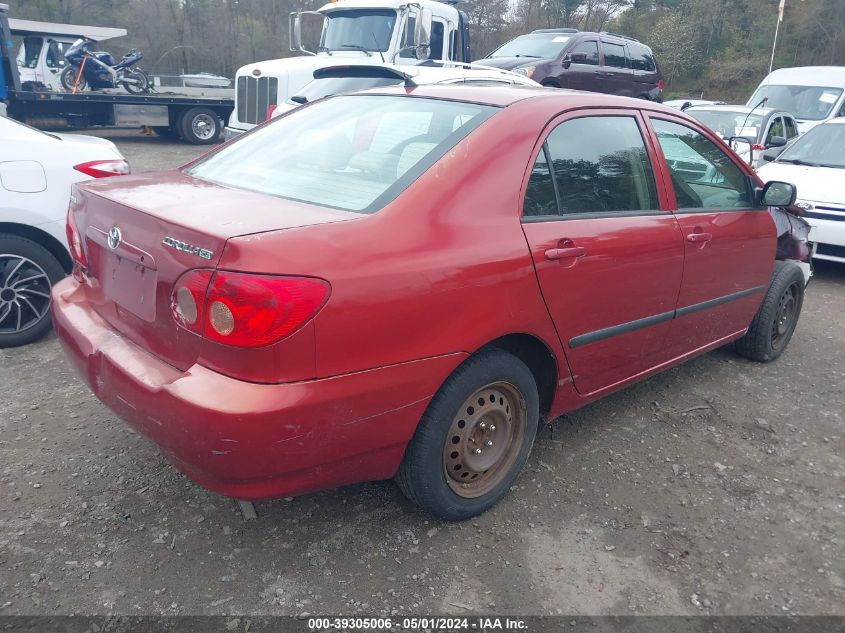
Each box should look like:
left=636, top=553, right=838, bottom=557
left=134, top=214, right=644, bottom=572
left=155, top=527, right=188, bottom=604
left=162, top=236, right=214, bottom=260
left=107, top=226, right=122, bottom=250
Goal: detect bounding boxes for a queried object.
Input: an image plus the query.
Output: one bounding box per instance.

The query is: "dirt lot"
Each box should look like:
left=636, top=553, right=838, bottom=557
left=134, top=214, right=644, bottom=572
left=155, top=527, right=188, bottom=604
left=0, top=130, right=843, bottom=617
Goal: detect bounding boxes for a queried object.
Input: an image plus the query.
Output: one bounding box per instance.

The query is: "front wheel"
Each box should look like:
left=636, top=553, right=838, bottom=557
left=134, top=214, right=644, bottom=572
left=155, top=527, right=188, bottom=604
left=736, top=260, right=805, bottom=362
left=122, top=68, right=150, bottom=94
left=396, top=348, right=539, bottom=521
left=60, top=66, right=86, bottom=91
left=0, top=235, right=66, bottom=348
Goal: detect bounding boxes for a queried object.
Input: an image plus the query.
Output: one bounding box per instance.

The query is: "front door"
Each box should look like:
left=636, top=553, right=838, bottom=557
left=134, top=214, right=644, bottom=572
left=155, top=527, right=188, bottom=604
left=520, top=110, right=685, bottom=395
left=560, top=39, right=599, bottom=92
left=646, top=115, right=775, bottom=353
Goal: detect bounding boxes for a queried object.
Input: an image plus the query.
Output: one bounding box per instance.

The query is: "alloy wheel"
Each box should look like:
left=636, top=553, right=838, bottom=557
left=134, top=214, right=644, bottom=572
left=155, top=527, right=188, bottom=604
left=0, top=254, right=52, bottom=335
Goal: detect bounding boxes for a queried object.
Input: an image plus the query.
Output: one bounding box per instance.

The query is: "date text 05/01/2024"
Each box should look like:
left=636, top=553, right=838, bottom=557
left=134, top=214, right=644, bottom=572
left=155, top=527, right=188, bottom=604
left=307, top=617, right=528, bottom=631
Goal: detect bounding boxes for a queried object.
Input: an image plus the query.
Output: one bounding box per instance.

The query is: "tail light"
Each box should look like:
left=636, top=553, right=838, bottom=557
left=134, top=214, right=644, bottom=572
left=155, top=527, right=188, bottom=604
left=751, top=143, right=766, bottom=151
left=66, top=208, right=87, bottom=267
left=657, top=79, right=665, bottom=92
left=74, top=160, right=131, bottom=178
left=265, top=104, right=278, bottom=121
left=171, top=271, right=330, bottom=348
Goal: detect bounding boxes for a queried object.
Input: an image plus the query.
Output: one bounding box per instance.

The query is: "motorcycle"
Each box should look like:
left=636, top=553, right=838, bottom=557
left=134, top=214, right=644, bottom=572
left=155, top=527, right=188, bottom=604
left=61, top=38, right=151, bottom=94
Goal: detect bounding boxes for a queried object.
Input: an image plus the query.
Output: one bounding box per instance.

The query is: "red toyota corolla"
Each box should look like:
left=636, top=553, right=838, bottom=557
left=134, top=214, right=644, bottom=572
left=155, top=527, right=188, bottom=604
left=53, top=86, right=809, bottom=521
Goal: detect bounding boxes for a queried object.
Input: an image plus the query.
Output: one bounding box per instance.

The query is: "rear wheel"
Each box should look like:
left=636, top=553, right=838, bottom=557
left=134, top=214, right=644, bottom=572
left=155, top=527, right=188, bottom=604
left=0, top=236, right=66, bottom=348
left=736, top=260, right=804, bottom=362
left=396, top=348, right=539, bottom=521
left=179, top=107, right=222, bottom=145
left=122, top=68, right=151, bottom=95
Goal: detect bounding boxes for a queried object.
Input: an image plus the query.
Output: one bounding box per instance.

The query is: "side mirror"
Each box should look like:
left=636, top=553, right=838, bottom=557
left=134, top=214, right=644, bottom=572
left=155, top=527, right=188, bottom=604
left=767, top=135, right=787, bottom=148
left=414, top=8, right=432, bottom=58
left=762, top=147, right=784, bottom=163
left=289, top=11, right=322, bottom=55
left=569, top=52, right=587, bottom=64
left=760, top=180, right=797, bottom=207
left=728, top=136, right=754, bottom=166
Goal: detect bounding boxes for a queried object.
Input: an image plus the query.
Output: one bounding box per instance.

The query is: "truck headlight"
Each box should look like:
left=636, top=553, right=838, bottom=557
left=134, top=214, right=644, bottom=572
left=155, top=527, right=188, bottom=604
left=514, top=66, right=536, bottom=78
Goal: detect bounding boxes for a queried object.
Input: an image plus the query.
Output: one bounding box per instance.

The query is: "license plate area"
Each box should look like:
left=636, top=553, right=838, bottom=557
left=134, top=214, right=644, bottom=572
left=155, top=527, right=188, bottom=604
left=101, top=252, right=157, bottom=322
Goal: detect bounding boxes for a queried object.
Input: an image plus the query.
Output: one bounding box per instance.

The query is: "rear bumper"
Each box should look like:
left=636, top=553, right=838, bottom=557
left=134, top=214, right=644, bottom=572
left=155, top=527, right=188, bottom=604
left=51, top=277, right=465, bottom=500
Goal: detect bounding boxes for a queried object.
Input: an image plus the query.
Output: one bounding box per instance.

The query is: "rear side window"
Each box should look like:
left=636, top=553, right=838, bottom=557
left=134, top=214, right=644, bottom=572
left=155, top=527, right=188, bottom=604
left=569, top=40, right=599, bottom=65
left=651, top=118, right=752, bottom=210
left=602, top=42, right=627, bottom=68
left=629, top=44, right=656, bottom=72
left=189, top=95, right=497, bottom=213
left=523, top=116, right=659, bottom=217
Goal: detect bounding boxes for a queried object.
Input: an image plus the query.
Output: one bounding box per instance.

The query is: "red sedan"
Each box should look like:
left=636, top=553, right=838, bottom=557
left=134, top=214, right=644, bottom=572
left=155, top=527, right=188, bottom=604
left=53, top=86, right=808, bottom=521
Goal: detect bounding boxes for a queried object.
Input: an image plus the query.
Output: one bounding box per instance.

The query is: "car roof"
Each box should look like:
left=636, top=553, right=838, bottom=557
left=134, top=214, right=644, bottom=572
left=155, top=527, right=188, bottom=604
left=352, top=83, right=683, bottom=112
left=685, top=104, right=787, bottom=116
left=762, top=66, right=845, bottom=87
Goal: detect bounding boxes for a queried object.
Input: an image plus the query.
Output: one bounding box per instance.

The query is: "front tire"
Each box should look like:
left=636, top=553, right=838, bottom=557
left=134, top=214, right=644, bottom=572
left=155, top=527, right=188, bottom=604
left=0, top=236, right=66, bottom=348
left=736, top=260, right=805, bottom=362
left=60, top=66, right=86, bottom=91
left=396, top=348, right=539, bottom=521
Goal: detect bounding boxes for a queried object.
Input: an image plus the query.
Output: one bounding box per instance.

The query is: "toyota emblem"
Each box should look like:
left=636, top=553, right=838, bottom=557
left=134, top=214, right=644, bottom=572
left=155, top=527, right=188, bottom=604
left=107, top=226, right=122, bottom=250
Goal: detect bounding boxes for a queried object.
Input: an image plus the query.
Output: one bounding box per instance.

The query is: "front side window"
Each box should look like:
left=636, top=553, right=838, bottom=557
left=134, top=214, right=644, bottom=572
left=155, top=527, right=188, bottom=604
left=569, top=40, right=599, bottom=66
left=784, top=116, right=798, bottom=138
left=188, top=95, right=497, bottom=213
left=523, top=116, right=659, bottom=218
left=321, top=9, right=396, bottom=52
left=428, top=21, right=445, bottom=60
left=651, top=118, right=752, bottom=210
left=766, top=116, right=785, bottom=144
left=602, top=42, right=627, bottom=68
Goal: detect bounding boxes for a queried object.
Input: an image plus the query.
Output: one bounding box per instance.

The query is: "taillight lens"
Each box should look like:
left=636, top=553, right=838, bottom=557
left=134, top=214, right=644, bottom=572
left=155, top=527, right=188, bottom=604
left=74, top=160, right=131, bottom=178
left=657, top=79, right=665, bottom=92
left=171, top=271, right=329, bottom=347
left=265, top=104, right=278, bottom=121
left=66, top=208, right=87, bottom=267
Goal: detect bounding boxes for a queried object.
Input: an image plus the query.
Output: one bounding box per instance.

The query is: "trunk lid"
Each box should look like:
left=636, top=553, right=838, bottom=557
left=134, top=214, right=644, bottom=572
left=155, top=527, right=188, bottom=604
left=74, top=171, right=354, bottom=370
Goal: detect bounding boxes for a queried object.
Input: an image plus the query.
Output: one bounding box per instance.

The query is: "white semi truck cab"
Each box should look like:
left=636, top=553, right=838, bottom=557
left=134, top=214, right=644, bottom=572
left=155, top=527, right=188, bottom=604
left=224, top=0, right=471, bottom=137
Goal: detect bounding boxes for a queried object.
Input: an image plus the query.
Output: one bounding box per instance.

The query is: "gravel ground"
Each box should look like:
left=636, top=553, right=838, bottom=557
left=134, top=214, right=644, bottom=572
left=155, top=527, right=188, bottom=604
left=0, top=129, right=843, bottom=617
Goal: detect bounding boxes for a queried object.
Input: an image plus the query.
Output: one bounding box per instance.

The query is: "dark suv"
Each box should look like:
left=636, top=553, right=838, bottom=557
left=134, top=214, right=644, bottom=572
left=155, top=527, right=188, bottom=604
left=475, top=28, right=663, bottom=101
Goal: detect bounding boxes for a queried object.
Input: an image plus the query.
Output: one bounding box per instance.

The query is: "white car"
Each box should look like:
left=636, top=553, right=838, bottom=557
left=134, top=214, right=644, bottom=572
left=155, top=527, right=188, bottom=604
left=0, top=115, right=128, bottom=347
left=757, top=118, right=845, bottom=264
left=747, top=66, right=845, bottom=133
left=269, top=64, right=541, bottom=119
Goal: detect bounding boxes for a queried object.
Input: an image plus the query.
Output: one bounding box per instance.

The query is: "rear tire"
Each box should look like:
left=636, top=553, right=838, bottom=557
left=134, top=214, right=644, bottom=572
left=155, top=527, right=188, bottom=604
left=396, top=348, right=539, bottom=521
left=122, top=68, right=151, bottom=95
left=179, top=107, right=222, bottom=145
left=736, top=260, right=804, bottom=362
left=0, top=235, right=66, bottom=348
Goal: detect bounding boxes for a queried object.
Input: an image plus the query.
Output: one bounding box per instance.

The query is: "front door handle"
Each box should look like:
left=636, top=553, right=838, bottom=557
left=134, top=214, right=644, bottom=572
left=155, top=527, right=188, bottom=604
left=545, top=246, right=586, bottom=260
left=686, top=232, right=713, bottom=243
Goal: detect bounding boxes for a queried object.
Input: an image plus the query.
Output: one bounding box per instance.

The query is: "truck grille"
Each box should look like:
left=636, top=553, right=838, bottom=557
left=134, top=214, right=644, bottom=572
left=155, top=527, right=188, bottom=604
left=236, top=76, right=279, bottom=125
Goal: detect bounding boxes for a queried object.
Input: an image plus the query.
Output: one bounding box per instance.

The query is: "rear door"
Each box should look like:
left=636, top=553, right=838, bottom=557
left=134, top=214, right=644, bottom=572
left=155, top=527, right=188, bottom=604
left=520, top=110, right=685, bottom=395
left=645, top=115, right=775, bottom=352
left=598, top=39, right=633, bottom=96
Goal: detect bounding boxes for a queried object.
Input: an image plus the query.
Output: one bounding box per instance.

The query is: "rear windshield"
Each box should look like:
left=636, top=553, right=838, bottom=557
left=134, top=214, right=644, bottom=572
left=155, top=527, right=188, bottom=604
left=489, top=33, right=571, bottom=59
left=188, top=95, right=497, bottom=213
left=748, top=84, right=843, bottom=121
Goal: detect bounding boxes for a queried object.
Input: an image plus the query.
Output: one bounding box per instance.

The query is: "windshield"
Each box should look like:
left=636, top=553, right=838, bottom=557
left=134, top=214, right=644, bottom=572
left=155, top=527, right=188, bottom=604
left=489, top=33, right=571, bottom=59
left=776, top=123, right=845, bottom=168
left=291, top=74, right=403, bottom=104
left=686, top=109, right=764, bottom=140
left=189, top=95, right=497, bottom=213
left=321, top=9, right=397, bottom=52
left=749, top=84, right=843, bottom=121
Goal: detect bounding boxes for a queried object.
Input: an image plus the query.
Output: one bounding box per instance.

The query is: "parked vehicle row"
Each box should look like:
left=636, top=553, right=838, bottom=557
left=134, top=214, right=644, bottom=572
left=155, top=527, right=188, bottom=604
left=51, top=87, right=809, bottom=520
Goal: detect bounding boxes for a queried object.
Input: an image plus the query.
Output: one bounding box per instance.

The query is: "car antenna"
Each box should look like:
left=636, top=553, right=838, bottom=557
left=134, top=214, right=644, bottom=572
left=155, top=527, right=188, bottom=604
left=739, top=96, right=768, bottom=139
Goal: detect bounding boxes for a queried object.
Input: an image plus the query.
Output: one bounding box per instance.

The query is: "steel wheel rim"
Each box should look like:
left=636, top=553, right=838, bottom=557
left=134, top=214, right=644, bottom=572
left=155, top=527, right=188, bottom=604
left=443, top=381, right=527, bottom=499
left=772, top=281, right=799, bottom=349
left=192, top=114, right=216, bottom=140
left=0, top=254, right=52, bottom=335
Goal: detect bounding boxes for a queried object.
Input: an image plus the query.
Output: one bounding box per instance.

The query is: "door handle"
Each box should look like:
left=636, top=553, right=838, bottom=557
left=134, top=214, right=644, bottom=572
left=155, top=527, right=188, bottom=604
left=545, top=246, right=586, bottom=260
left=686, top=232, right=713, bottom=243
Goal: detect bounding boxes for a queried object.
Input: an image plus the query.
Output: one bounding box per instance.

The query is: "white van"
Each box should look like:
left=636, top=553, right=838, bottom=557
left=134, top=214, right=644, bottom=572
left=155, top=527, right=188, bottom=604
left=747, top=66, right=845, bottom=134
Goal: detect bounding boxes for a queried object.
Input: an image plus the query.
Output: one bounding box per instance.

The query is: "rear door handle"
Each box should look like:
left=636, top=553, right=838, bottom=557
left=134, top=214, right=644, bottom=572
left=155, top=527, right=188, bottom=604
left=545, top=246, right=586, bottom=260
left=686, top=232, right=713, bottom=243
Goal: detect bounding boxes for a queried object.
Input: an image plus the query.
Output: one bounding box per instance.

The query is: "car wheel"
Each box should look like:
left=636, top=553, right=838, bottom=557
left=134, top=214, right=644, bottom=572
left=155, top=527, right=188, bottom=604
left=179, top=107, right=222, bottom=145
left=396, top=348, right=539, bottom=521
left=0, top=235, right=66, bottom=348
left=736, top=260, right=804, bottom=362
